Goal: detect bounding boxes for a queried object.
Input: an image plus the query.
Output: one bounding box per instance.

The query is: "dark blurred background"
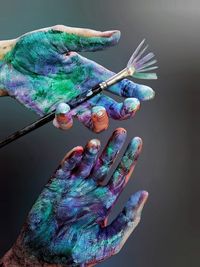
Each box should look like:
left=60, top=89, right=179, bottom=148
left=0, top=1, right=199, bottom=266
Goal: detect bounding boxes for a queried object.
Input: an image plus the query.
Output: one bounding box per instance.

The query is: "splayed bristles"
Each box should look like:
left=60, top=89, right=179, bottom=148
left=127, top=39, right=146, bottom=67
left=127, top=39, right=158, bottom=80
left=138, top=66, right=158, bottom=72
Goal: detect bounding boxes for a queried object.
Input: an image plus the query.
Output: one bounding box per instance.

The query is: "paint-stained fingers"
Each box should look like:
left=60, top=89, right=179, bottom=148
left=91, top=106, right=109, bottom=133
left=106, top=137, right=143, bottom=206
left=91, top=128, right=127, bottom=184
left=75, top=138, right=101, bottom=178
left=54, top=146, right=84, bottom=180
left=106, top=78, right=155, bottom=101
left=53, top=103, right=73, bottom=130
left=89, top=95, right=140, bottom=120
left=53, top=95, right=139, bottom=131
left=53, top=101, right=109, bottom=133
left=99, top=191, right=148, bottom=257
left=49, top=25, right=121, bottom=52
left=38, top=147, right=84, bottom=205
left=71, top=93, right=139, bottom=131
left=72, top=104, right=109, bottom=133
left=75, top=54, right=155, bottom=101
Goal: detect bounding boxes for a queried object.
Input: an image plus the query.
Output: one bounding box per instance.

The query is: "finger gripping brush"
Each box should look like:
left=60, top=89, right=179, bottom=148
left=0, top=39, right=158, bottom=148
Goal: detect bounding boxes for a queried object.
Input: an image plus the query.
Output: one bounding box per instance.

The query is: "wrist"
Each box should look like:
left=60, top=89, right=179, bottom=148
left=0, top=61, right=8, bottom=96
left=0, top=247, right=22, bottom=267
left=0, top=240, right=64, bottom=267
left=0, top=240, right=41, bottom=267
left=0, top=39, right=16, bottom=95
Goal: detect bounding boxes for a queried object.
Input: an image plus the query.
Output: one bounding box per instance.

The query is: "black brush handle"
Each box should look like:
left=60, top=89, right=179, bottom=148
left=0, top=84, right=102, bottom=149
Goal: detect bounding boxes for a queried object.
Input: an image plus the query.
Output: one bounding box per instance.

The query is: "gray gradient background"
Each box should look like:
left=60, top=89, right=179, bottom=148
left=0, top=1, right=199, bottom=266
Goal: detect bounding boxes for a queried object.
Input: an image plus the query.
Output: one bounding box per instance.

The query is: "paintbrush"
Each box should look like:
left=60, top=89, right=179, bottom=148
left=0, top=39, right=158, bottom=148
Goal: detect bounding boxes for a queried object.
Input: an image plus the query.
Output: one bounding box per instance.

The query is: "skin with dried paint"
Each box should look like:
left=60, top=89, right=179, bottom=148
left=0, top=25, right=155, bottom=132
left=0, top=128, right=148, bottom=267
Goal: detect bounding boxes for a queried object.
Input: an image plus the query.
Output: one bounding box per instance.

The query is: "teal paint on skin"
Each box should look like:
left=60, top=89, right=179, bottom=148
left=5, top=129, right=148, bottom=266
left=0, top=26, right=155, bottom=132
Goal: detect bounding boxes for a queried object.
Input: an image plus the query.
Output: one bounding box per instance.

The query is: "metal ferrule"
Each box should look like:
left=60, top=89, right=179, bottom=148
left=99, top=67, right=135, bottom=90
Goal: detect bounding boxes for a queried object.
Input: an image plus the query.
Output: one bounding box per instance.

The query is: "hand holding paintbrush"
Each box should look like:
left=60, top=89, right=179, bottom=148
left=0, top=25, right=157, bottom=148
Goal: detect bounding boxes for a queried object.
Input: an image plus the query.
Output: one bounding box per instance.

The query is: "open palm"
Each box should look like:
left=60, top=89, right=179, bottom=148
left=7, top=128, right=148, bottom=267
left=0, top=25, right=154, bottom=132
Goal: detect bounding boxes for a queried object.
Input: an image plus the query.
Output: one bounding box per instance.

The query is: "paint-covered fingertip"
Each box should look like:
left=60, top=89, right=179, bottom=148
left=132, top=136, right=143, bottom=145
left=139, top=190, right=149, bottom=204
left=92, top=106, right=109, bottom=133
left=98, top=30, right=121, bottom=48
left=114, top=127, right=127, bottom=136
left=129, top=136, right=143, bottom=155
left=123, top=98, right=140, bottom=114
left=128, top=190, right=149, bottom=210
left=101, top=30, right=121, bottom=40
left=61, top=146, right=83, bottom=165
left=87, top=139, right=101, bottom=154
left=107, top=30, right=121, bottom=45
left=54, top=103, right=73, bottom=130
left=137, top=84, right=155, bottom=101
left=135, top=190, right=149, bottom=215
left=56, top=102, right=71, bottom=114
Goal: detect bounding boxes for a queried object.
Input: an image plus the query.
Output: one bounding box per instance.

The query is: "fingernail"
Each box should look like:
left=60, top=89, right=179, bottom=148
left=113, top=128, right=127, bottom=144
left=102, top=30, right=121, bottom=38
left=114, top=128, right=127, bottom=135
left=100, top=30, right=121, bottom=46
left=129, top=137, right=143, bottom=159
left=92, top=106, right=109, bottom=133
left=92, top=106, right=106, bottom=120
left=87, top=139, right=101, bottom=154
left=55, top=103, right=73, bottom=130
left=56, top=103, right=71, bottom=115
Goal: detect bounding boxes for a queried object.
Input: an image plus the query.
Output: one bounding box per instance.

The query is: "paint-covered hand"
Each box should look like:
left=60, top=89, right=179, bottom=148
left=1, top=128, right=148, bottom=267
left=0, top=25, right=154, bottom=133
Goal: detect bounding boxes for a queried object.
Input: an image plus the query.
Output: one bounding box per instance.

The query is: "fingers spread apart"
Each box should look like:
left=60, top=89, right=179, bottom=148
left=91, top=128, right=127, bottom=184
left=74, top=138, right=101, bottom=178
left=55, top=146, right=84, bottom=180
left=104, top=137, right=143, bottom=209
left=52, top=137, right=101, bottom=181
